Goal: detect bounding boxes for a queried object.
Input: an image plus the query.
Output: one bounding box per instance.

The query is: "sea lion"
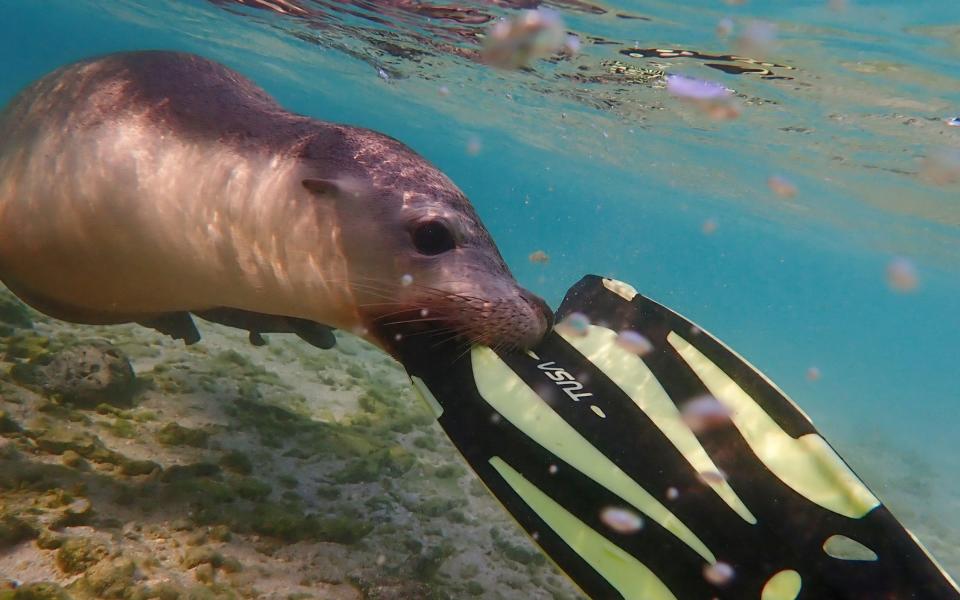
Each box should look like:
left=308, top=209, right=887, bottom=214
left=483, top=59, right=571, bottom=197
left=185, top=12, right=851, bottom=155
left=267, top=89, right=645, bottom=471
left=0, top=51, right=551, bottom=358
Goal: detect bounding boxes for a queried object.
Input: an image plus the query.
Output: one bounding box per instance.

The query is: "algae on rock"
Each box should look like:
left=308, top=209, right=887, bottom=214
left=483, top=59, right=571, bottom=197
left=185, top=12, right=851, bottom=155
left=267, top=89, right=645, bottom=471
left=56, top=537, right=109, bottom=575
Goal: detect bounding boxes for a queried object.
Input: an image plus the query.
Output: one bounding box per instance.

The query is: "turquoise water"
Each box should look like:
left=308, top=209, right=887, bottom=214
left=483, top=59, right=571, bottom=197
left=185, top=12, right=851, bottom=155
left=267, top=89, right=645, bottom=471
left=2, top=0, right=958, bottom=589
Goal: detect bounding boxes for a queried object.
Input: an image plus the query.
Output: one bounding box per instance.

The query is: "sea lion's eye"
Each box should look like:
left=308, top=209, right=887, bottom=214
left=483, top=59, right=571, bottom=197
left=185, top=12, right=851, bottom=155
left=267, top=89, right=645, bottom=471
left=412, top=220, right=456, bottom=256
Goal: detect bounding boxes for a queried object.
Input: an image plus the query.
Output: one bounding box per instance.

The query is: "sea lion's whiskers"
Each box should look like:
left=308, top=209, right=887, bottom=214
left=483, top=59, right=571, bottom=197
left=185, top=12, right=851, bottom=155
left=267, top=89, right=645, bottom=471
left=381, top=316, right=449, bottom=326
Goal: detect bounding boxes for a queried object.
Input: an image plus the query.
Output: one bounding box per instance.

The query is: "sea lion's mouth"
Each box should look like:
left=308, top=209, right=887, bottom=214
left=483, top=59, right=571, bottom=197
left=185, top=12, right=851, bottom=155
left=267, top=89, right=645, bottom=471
left=368, top=289, right=553, bottom=362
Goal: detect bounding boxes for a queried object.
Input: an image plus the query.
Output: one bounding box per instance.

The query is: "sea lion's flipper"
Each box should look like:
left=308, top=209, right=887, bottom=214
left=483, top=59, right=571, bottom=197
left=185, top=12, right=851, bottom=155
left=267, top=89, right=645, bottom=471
left=286, top=317, right=337, bottom=349
left=138, top=312, right=201, bottom=345
left=400, top=275, right=960, bottom=600
left=193, top=308, right=337, bottom=350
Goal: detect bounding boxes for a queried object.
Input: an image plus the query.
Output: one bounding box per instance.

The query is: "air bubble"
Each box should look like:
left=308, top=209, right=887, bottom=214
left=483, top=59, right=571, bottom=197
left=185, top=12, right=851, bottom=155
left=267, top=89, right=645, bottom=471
left=666, top=75, right=731, bottom=101
left=615, top=330, right=653, bottom=356
left=736, top=20, right=778, bottom=57
left=466, top=136, right=483, bottom=156
left=698, top=470, right=728, bottom=486
left=767, top=175, right=797, bottom=198
left=716, top=17, right=734, bottom=38
left=481, top=8, right=569, bottom=69
left=919, top=149, right=960, bottom=185
left=665, top=74, right=740, bottom=120
left=886, top=257, right=918, bottom=293
left=529, top=250, right=550, bottom=264
left=681, top=395, right=731, bottom=432
left=703, top=561, right=735, bottom=587
left=556, top=312, right=590, bottom=337
left=599, top=506, right=644, bottom=534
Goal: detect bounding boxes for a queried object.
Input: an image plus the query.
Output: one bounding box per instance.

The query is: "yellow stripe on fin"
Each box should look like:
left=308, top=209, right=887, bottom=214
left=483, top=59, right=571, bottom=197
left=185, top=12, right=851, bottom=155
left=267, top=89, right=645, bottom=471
left=472, top=347, right=715, bottom=563
left=490, top=457, right=678, bottom=600
left=602, top=278, right=638, bottom=301
left=560, top=325, right=756, bottom=525
left=410, top=375, right=443, bottom=418
left=761, top=570, right=802, bottom=600
left=668, top=332, right=880, bottom=518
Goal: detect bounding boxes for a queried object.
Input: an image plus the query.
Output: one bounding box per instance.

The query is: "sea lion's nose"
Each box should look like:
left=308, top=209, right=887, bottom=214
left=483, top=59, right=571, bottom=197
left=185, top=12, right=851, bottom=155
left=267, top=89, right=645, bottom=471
left=521, top=290, right=554, bottom=343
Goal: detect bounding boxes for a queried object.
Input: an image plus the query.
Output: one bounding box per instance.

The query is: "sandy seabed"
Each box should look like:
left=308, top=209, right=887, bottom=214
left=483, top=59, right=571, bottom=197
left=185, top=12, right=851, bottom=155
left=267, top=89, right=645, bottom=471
left=0, top=288, right=579, bottom=600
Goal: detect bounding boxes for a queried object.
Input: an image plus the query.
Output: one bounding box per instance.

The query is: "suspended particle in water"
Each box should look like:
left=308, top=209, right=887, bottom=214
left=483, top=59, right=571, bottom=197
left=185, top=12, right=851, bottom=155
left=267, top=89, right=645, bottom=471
left=561, top=35, right=581, bottom=57
left=704, top=561, right=736, bottom=587
left=438, top=85, right=450, bottom=97
left=466, top=136, right=483, bottom=156
left=666, top=487, right=680, bottom=501
left=548, top=464, right=558, bottom=475
left=529, top=250, right=550, bottom=264
left=556, top=312, right=590, bottom=337
left=698, top=470, right=728, bottom=486
left=665, top=74, right=739, bottom=120
left=394, top=333, right=403, bottom=341
left=400, top=274, right=414, bottom=287
left=705, top=101, right=742, bottom=121
left=702, top=218, right=718, bottom=235
left=886, top=256, right=919, bottom=292
left=918, top=149, right=960, bottom=185
left=682, top=395, right=731, bottom=432
left=615, top=330, right=654, bottom=356
left=420, top=308, right=429, bottom=317
left=767, top=175, right=797, bottom=198
left=736, top=20, right=778, bottom=57
left=481, top=7, right=569, bottom=69
left=531, top=531, right=540, bottom=541
left=806, top=366, right=822, bottom=381
left=376, top=554, right=387, bottom=566
left=377, top=67, right=390, bottom=82
left=716, top=17, right=734, bottom=38
left=535, top=382, right=557, bottom=404
left=599, top=506, right=644, bottom=534
left=490, top=413, right=502, bottom=425
left=666, top=74, right=731, bottom=101
left=352, top=325, right=369, bottom=337
left=690, top=325, right=702, bottom=336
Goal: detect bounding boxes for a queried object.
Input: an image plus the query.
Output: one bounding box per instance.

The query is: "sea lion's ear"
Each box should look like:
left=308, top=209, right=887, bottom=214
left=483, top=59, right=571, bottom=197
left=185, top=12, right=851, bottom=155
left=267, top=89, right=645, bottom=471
left=302, top=178, right=342, bottom=197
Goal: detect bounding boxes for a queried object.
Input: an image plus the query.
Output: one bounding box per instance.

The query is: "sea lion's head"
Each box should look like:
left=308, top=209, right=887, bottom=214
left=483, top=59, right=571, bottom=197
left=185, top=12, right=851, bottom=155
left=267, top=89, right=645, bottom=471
left=301, top=126, right=552, bottom=358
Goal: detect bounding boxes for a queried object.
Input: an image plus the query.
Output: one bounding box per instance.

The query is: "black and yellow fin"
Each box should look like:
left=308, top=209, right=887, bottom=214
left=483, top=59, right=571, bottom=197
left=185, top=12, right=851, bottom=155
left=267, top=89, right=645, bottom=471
left=400, top=275, right=960, bottom=600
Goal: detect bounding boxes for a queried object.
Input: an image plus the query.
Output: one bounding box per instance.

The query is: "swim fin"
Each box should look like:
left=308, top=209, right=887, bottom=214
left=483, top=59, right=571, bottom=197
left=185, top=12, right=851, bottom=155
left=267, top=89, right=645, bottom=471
left=400, top=275, right=960, bottom=600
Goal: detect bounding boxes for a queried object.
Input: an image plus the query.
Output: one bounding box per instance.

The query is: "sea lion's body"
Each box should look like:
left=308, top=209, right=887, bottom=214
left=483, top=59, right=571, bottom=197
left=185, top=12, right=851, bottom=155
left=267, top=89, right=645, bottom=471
left=0, top=51, right=550, bottom=354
